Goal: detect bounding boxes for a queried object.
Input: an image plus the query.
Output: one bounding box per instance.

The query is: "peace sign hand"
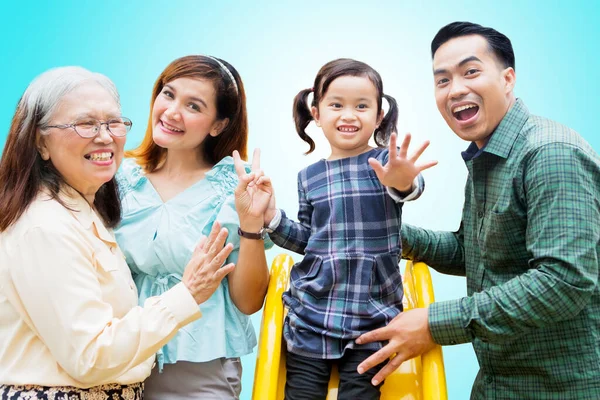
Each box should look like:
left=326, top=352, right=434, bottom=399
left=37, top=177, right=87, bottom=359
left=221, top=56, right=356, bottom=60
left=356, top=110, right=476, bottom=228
left=368, top=133, right=438, bottom=192
left=233, top=149, right=274, bottom=229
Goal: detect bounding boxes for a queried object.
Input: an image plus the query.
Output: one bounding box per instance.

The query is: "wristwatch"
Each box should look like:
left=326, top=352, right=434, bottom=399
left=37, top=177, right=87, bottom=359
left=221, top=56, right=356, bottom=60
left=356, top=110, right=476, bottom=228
left=238, top=226, right=270, bottom=240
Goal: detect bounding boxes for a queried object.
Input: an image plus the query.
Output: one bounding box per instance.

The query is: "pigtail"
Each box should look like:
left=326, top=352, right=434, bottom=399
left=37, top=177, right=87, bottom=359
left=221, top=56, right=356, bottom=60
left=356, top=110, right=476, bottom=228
left=293, top=88, right=316, bottom=154
left=374, top=94, right=399, bottom=147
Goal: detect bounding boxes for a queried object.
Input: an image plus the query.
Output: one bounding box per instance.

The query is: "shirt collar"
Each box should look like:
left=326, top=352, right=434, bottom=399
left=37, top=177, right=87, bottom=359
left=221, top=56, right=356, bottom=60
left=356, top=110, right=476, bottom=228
left=461, top=98, right=529, bottom=161
left=461, top=141, right=486, bottom=161
left=55, top=186, right=117, bottom=246
left=481, top=98, right=530, bottom=159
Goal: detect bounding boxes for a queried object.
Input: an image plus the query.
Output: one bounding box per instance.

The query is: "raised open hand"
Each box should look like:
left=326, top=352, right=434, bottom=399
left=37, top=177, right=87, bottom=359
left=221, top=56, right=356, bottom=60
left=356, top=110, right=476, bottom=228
left=368, top=133, right=438, bottom=192
left=233, top=149, right=274, bottom=227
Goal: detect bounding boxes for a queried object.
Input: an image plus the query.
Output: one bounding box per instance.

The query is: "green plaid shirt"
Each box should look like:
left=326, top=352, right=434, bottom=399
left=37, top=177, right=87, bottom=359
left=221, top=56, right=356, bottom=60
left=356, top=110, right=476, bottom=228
left=403, top=99, right=600, bottom=399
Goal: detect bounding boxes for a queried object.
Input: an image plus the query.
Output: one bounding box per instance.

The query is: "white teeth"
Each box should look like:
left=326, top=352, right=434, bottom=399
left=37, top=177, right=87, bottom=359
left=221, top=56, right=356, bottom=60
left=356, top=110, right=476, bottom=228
left=453, top=104, right=478, bottom=113
left=88, top=152, right=112, bottom=161
left=338, top=126, right=358, bottom=132
left=162, top=121, right=183, bottom=132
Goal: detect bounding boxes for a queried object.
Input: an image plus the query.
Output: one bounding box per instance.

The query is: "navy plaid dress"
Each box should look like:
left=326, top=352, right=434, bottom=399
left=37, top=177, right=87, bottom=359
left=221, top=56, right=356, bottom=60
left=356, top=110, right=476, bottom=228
left=270, top=147, right=424, bottom=359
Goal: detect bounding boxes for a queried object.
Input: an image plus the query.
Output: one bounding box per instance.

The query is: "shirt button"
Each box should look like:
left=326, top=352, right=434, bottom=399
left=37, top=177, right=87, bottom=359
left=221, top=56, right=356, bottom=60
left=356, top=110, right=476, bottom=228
left=485, top=376, right=493, bottom=384
left=477, top=211, right=484, bottom=218
left=449, top=340, right=457, bottom=345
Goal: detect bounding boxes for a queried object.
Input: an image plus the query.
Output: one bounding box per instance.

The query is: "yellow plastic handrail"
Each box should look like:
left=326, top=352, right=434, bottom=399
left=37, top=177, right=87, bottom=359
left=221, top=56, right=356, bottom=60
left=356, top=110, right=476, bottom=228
left=252, top=254, right=292, bottom=400
left=252, top=255, right=448, bottom=400
left=409, top=261, right=448, bottom=400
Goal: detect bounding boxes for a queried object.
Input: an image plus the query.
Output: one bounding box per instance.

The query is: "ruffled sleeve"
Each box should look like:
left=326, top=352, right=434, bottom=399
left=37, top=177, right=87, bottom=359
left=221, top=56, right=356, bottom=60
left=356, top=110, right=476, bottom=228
left=205, top=156, right=241, bottom=198
left=115, top=158, right=146, bottom=200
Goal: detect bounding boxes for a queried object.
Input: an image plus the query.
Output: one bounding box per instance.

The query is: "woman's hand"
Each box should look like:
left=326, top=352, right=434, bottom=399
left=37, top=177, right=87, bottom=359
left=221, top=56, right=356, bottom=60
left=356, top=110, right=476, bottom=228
left=182, top=221, right=235, bottom=305
left=233, top=149, right=274, bottom=231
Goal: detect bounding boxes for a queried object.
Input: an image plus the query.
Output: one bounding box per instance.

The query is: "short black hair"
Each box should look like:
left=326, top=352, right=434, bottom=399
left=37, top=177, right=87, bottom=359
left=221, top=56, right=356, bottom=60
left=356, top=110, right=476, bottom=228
left=431, top=22, right=515, bottom=70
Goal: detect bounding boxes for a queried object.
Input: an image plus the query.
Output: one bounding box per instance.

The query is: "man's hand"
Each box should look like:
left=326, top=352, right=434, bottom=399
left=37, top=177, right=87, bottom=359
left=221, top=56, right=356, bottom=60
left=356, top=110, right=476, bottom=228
left=356, top=308, right=436, bottom=385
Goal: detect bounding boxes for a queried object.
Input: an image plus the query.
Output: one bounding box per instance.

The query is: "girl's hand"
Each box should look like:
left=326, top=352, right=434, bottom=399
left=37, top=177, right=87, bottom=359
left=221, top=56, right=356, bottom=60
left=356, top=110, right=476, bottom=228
left=233, top=149, right=274, bottom=231
left=368, top=132, right=438, bottom=192
left=182, top=221, right=235, bottom=305
left=263, top=190, right=278, bottom=228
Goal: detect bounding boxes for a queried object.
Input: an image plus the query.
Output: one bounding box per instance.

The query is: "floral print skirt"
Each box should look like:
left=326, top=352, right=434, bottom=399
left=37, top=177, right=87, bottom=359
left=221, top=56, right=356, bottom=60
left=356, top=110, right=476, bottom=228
left=0, top=382, right=143, bottom=399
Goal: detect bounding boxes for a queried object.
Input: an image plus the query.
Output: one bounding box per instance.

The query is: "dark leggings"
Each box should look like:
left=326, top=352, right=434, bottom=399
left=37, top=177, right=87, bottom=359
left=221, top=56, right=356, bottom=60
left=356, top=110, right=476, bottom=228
left=284, top=349, right=384, bottom=400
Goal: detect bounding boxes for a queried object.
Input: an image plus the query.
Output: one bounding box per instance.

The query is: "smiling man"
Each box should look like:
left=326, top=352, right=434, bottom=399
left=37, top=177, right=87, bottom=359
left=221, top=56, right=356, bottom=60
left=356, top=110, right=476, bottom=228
left=357, top=21, right=600, bottom=399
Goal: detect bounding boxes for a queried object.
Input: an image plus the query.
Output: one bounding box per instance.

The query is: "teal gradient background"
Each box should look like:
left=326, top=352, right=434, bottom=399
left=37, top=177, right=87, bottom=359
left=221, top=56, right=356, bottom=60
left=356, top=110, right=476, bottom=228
left=2, top=1, right=598, bottom=398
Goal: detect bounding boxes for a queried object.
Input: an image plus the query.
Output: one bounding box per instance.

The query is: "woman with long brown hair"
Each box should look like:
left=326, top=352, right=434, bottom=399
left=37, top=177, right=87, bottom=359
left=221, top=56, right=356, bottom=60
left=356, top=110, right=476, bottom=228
left=114, top=55, right=272, bottom=399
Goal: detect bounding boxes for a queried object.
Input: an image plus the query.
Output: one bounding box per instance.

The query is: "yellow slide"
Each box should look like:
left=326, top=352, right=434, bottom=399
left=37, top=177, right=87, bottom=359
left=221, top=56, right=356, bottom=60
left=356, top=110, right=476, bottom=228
left=252, top=254, right=448, bottom=400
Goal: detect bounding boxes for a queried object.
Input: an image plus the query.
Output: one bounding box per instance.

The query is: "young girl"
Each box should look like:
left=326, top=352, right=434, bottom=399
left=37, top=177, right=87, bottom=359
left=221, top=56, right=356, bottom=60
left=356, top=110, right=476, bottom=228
left=263, top=58, right=437, bottom=399
left=114, top=55, right=273, bottom=399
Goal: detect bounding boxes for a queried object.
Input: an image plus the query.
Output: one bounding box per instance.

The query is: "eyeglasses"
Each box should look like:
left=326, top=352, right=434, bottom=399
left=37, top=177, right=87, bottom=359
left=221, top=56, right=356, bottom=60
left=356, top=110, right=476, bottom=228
left=43, top=117, right=133, bottom=138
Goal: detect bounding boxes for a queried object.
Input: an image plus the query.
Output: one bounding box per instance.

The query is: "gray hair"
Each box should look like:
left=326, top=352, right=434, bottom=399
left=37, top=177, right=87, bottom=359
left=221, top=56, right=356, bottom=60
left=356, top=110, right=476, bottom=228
left=21, top=66, right=120, bottom=130
left=0, top=66, right=123, bottom=232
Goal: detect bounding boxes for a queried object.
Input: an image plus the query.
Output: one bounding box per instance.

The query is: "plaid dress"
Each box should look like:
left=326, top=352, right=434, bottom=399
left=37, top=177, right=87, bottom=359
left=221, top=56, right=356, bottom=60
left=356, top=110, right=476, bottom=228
left=270, top=148, right=424, bottom=359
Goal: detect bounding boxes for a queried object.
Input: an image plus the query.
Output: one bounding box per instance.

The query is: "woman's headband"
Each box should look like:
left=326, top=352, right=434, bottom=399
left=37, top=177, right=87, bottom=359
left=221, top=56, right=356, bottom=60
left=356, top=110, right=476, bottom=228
left=206, top=56, right=239, bottom=94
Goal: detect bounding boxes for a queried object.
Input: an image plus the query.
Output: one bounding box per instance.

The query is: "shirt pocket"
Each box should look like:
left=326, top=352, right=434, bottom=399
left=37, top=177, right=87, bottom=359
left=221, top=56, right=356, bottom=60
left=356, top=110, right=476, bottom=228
left=94, top=246, right=120, bottom=272
left=93, top=245, right=137, bottom=315
left=480, top=210, right=528, bottom=271
left=290, top=254, right=332, bottom=300
left=370, top=253, right=403, bottom=305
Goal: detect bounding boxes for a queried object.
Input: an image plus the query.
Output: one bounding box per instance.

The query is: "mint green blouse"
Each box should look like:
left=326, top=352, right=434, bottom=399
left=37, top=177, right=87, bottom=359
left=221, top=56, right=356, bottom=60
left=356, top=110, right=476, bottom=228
left=115, top=157, right=272, bottom=371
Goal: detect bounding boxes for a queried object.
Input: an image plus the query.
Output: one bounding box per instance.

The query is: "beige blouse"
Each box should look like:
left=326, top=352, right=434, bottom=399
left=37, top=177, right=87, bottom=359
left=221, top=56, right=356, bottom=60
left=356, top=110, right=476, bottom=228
left=0, top=188, right=201, bottom=387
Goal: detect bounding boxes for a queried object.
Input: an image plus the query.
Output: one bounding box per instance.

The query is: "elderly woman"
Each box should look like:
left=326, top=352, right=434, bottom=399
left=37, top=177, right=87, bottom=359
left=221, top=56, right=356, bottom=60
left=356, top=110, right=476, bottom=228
left=0, top=67, right=241, bottom=399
